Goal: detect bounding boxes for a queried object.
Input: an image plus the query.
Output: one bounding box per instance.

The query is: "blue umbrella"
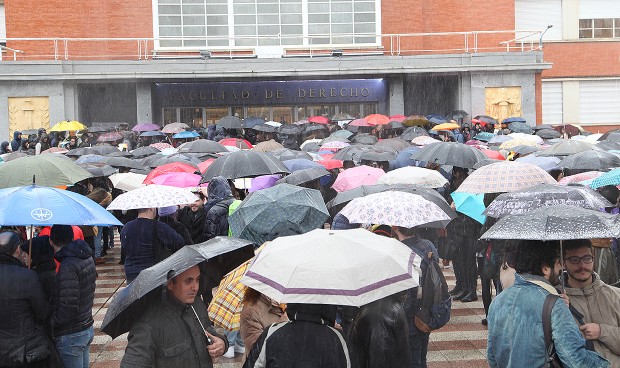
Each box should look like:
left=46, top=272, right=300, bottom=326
left=391, top=147, right=422, bottom=169
left=426, top=115, right=448, bottom=125
left=473, top=132, right=495, bottom=142
left=244, top=117, right=266, bottom=129
left=508, top=122, right=533, bottom=134
left=282, top=158, right=323, bottom=172
left=502, top=117, right=526, bottom=124
left=74, top=154, right=107, bottom=165
left=488, top=135, right=513, bottom=145
left=140, top=131, right=165, bottom=137
left=0, top=185, right=122, bottom=226
left=173, top=131, right=200, bottom=139
left=515, top=155, right=560, bottom=171
left=450, top=191, right=486, bottom=224
left=591, top=168, right=620, bottom=189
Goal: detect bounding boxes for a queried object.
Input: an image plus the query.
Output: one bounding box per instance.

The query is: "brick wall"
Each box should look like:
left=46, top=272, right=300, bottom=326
left=542, top=41, right=620, bottom=78
left=5, top=0, right=153, bottom=60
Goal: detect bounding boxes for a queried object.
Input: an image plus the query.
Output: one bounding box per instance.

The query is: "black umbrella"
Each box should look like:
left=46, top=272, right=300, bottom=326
left=536, top=129, right=561, bottom=139
left=101, top=236, right=253, bottom=338
left=77, top=163, right=118, bottom=177
left=301, top=142, right=320, bottom=152
left=352, top=134, right=378, bottom=145
left=131, top=146, right=160, bottom=158
left=74, top=154, right=107, bottom=165
left=96, top=132, right=124, bottom=143
left=558, top=150, right=620, bottom=171
left=66, top=148, right=98, bottom=157
left=508, top=122, right=533, bottom=134
left=279, top=125, right=302, bottom=135
left=474, top=115, right=498, bottom=125
left=360, top=150, right=396, bottom=162
left=276, top=167, right=331, bottom=186
left=105, top=157, right=145, bottom=170
left=400, top=126, right=429, bottom=141
left=217, top=116, right=243, bottom=129
left=177, top=139, right=227, bottom=154
left=105, top=150, right=134, bottom=157
left=484, top=184, right=612, bottom=218
left=533, top=124, right=555, bottom=131
left=304, top=124, right=327, bottom=133
left=1, top=152, right=28, bottom=161
left=140, top=155, right=162, bottom=168
left=538, top=140, right=600, bottom=157
left=151, top=155, right=200, bottom=169
left=129, top=168, right=151, bottom=175
left=597, top=141, right=620, bottom=151
left=510, top=145, right=540, bottom=155
left=598, top=129, right=620, bottom=143
left=91, top=145, right=121, bottom=155
left=375, top=138, right=411, bottom=152
left=472, top=158, right=502, bottom=170
left=321, top=136, right=350, bottom=144
left=332, top=144, right=375, bottom=164
left=243, top=116, right=266, bottom=129
left=200, top=150, right=290, bottom=182
left=410, top=142, right=488, bottom=169
left=269, top=148, right=313, bottom=161
left=251, top=124, right=277, bottom=133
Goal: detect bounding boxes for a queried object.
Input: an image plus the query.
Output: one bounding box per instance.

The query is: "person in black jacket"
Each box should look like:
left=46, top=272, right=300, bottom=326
left=0, top=231, right=50, bottom=368
left=177, top=194, right=207, bottom=244
left=203, top=176, right=235, bottom=241
left=49, top=225, right=96, bottom=368
left=10, top=131, right=22, bottom=152
left=158, top=206, right=193, bottom=245
left=20, top=236, right=57, bottom=301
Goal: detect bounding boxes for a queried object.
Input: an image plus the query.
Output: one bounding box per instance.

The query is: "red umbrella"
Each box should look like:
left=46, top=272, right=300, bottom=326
left=348, top=119, right=373, bottom=127
left=471, top=118, right=487, bottom=127
left=308, top=116, right=330, bottom=125
left=317, top=159, right=343, bottom=170
left=219, top=138, right=253, bottom=149
left=143, top=162, right=198, bottom=184
left=480, top=149, right=506, bottom=160
left=364, top=114, right=390, bottom=126
left=149, top=172, right=202, bottom=188
left=389, top=115, right=407, bottom=122
left=198, top=158, right=216, bottom=174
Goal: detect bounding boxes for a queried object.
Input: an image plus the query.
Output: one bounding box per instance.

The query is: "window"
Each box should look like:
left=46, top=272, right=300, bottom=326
left=155, top=0, right=379, bottom=49
left=579, top=18, right=620, bottom=39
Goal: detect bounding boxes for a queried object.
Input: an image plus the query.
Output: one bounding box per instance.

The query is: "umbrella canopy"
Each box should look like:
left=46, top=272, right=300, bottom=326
left=251, top=124, right=277, bottom=133
left=161, top=122, right=190, bottom=134
left=150, top=172, right=202, bottom=188
left=480, top=149, right=505, bottom=160
left=49, top=120, right=87, bottom=132
left=557, top=150, right=620, bottom=171
left=503, top=117, right=526, bottom=124
left=0, top=155, right=92, bottom=188
left=598, top=129, right=620, bottom=143
left=317, top=159, right=344, bottom=170
left=248, top=174, right=280, bottom=193
left=411, top=136, right=440, bottom=146
left=499, top=138, right=539, bottom=150
left=150, top=142, right=174, bottom=151
left=177, top=139, right=227, bottom=154
left=473, top=158, right=502, bottom=170
left=426, top=115, right=448, bottom=125
left=149, top=155, right=200, bottom=169
left=243, top=117, right=267, bottom=129
left=77, top=163, right=117, bottom=177
left=484, top=184, right=612, bottom=218
left=144, top=162, right=198, bottom=184
left=109, top=172, right=147, bottom=192
left=507, top=122, right=533, bottom=134
left=451, top=192, right=486, bottom=224
left=208, top=259, right=252, bottom=330
left=332, top=165, right=385, bottom=192
left=1, top=152, right=28, bottom=161
left=278, top=125, right=302, bottom=135
left=456, top=161, right=557, bottom=194
left=590, top=168, right=620, bottom=189
left=105, top=156, right=145, bottom=170
left=65, top=147, right=98, bottom=157
left=197, top=158, right=216, bottom=174
left=432, top=123, right=460, bottom=131
left=240, top=228, right=419, bottom=306
left=107, top=185, right=199, bottom=210
left=376, top=166, right=448, bottom=188
left=139, top=130, right=165, bottom=138
left=101, top=236, right=253, bottom=338
left=41, top=147, right=69, bottom=155
left=360, top=149, right=396, bottom=162
left=132, top=123, right=161, bottom=132
left=536, top=129, right=561, bottom=139
left=74, top=154, right=107, bottom=165
left=515, top=155, right=561, bottom=171
left=538, top=140, right=598, bottom=157
left=282, top=158, right=323, bottom=172
left=217, top=116, right=244, bottom=129
left=364, top=114, right=390, bottom=126
left=97, top=132, right=124, bottom=143
left=106, top=150, right=133, bottom=158
left=172, top=131, right=200, bottom=139
left=401, top=126, right=429, bottom=141
left=558, top=171, right=604, bottom=186
left=308, top=116, right=330, bottom=124
left=229, top=184, right=329, bottom=245
left=340, top=192, right=452, bottom=228
left=410, top=142, right=488, bottom=169
left=473, top=115, right=499, bottom=126
left=375, top=138, right=411, bottom=152
left=402, top=115, right=429, bottom=127
left=480, top=205, right=620, bottom=241
left=352, top=134, right=379, bottom=145
left=348, top=118, right=373, bottom=127
left=200, top=150, right=290, bottom=182
left=130, top=146, right=160, bottom=158
left=331, top=112, right=355, bottom=121
left=252, top=140, right=285, bottom=152
left=0, top=185, right=122, bottom=226
left=91, top=145, right=121, bottom=155
left=276, top=167, right=331, bottom=186
left=219, top=138, right=253, bottom=149
left=473, top=132, right=495, bottom=142
left=330, top=130, right=354, bottom=139
left=510, top=145, right=540, bottom=155
left=332, top=144, right=374, bottom=164
left=269, top=148, right=312, bottom=161
left=488, top=135, right=513, bottom=145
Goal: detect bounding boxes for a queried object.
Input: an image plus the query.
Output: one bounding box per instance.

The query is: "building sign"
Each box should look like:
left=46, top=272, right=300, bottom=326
left=154, top=79, right=387, bottom=107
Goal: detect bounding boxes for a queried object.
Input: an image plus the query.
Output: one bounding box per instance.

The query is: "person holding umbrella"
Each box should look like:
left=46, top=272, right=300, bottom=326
left=121, top=265, right=228, bottom=367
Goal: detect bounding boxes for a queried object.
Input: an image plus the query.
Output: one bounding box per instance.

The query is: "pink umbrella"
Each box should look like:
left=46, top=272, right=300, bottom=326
left=348, top=119, right=373, bottom=127
left=321, top=141, right=350, bottom=151
left=332, top=165, right=385, bottom=192
left=364, top=114, right=390, bottom=126
left=132, top=123, right=161, bottom=132
left=558, top=171, right=604, bottom=186
left=149, top=172, right=202, bottom=188
left=308, top=116, right=330, bottom=125
left=389, top=114, right=407, bottom=122
left=317, top=159, right=343, bottom=170
left=150, top=142, right=173, bottom=151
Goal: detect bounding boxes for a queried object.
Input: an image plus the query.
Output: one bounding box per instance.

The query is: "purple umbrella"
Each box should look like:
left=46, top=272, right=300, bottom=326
left=249, top=175, right=281, bottom=193
left=132, top=123, right=161, bottom=132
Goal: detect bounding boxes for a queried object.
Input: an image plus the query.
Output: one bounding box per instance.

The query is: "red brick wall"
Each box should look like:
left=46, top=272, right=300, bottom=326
left=542, top=41, right=620, bottom=78
left=380, top=0, right=516, bottom=55
left=5, top=0, right=153, bottom=60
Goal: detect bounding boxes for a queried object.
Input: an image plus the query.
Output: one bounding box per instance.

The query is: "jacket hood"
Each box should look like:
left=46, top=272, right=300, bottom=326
left=207, top=176, right=233, bottom=203
left=55, top=239, right=93, bottom=261
left=20, top=236, right=55, bottom=267
left=40, top=133, right=49, bottom=141
left=0, top=141, right=9, bottom=150
left=13, top=131, right=21, bottom=140
left=287, top=303, right=337, bottom=326
left=564, top=272, right=604, bottom=297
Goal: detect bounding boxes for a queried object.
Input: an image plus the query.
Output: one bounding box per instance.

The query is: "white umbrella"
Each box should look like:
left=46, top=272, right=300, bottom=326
left=300, top=139, right=322, bottom=149
left=240, top=228, right=420, bottom=307
left=264, top=121, right=282, bottom=128
left=340, top=192, right=452, bottom=228
left=376, top=166, right=448, bottom=188
left=107, top=184, right=198, bottom=210
left=109, top=172, right=147, bottom=192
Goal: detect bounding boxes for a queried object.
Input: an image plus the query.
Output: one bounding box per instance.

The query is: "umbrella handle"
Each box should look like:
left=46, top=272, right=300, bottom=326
left=190, top=305, right=212, bottom=345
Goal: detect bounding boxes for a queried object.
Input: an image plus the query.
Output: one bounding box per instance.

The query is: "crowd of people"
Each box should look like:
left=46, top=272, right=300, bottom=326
left=1, top=115, right=620, bottom=368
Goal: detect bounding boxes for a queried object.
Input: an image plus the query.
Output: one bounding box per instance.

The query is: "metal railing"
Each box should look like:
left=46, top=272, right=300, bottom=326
left=0, top=30, right=545, bottom=61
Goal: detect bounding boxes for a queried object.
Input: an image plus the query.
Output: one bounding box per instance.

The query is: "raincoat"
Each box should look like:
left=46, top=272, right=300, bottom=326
left=0, top=141, right=10, bottom=154
left=203, top=176, right=235, bottom=241
left=10, top=131, right=22, bottom=152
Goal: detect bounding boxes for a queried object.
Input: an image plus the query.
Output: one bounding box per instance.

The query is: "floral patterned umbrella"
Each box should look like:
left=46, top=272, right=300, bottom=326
left=107, top=184, right=198, bottom=210
left=340, top=191, right=452, bottom=228
left=559, top=171, right=604, bottom=186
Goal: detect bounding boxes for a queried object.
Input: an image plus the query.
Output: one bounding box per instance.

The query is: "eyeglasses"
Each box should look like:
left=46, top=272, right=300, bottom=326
left=564, top=255, right=594, bottom=265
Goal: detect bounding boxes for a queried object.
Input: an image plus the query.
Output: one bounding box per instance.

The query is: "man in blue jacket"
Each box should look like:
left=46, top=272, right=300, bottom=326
left=49, top=225, right=97, bottom=368
left=10, top=131, right=22, bottom=152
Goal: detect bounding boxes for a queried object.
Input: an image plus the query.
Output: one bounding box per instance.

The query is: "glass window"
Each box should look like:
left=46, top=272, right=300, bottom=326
left=272, top=106, right=294, bottom=124
left=230, top=107, right=245, bottom=119
left=337, top=104, right=361, bottom=118
left=361, top=103, right=377, bottom=115
left=248, top=106, right=270, bottom=119
left=579, top=19, right=592, bottom=28
left=206, top=108, right=229, bottom=125
left=579, top=18, right=620, bottom=39
left=180, top=108, right=203, bottom=128
left=310, top=105, right=335, bottom=117
left=579, top=29, right=593, bottom=39
left=163, top=108, right=177, bottom=125
left=297, top=106, right=311, bottom=121
left=593, top=28, right=613, bottom=38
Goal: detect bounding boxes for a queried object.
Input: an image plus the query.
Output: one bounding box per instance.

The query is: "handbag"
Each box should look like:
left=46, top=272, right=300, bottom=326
left=152, top=220, right=174, bottom=263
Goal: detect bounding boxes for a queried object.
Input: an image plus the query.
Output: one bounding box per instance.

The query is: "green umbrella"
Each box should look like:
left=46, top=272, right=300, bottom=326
left=0, top=155, right=92, bottom=188
left=229, top=183, right=329, bottom=245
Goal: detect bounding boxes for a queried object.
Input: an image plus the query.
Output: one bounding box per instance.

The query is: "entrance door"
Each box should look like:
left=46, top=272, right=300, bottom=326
left=8, top=97, right=50, bottom=139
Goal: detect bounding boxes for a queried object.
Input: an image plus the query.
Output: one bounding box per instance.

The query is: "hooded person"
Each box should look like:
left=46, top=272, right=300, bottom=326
left=0, top=141, right=10, bottom=154
left=35, top=133, right=51, bottom=155
left=157, top=206, right=193, bottom=245
left=20, top=236, right=57, bottom=301
left=10, top=131, right=22, bottom=152
left=203, top=176, right=235, bottom=240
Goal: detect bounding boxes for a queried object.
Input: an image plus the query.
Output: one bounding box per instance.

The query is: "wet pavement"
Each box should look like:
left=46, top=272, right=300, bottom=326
left=90, top=235, right=490, bottom=368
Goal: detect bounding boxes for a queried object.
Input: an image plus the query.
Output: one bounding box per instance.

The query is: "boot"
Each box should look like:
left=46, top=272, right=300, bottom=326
left=460, top=289, right=478, bottom=302
left=461, top=265, right=479, bottom=302
left=449, top=284, right=463, bottom=296
left=453, top=277, right=469, bottom=300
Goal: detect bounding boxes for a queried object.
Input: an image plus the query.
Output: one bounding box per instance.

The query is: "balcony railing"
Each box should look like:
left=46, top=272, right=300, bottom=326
left=1, top=30, right=546, bottom=61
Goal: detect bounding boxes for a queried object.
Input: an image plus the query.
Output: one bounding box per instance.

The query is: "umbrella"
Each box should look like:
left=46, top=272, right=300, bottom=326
left=451, top=192, right=486, bottom=224
left=49, top=120, right=87, bottom=132
left=269, top=149, right=312, bottom=161
left=536, top=129, right=561, bottom=139
left=65, top=147, right=98, bottom=156
left=303, top=124, right=328, bottom=134
left=308, top=116, right=330, bottom=125
left=252, top=140, right=285, bottom=152
left=514, top=155, right=561, bottom=171
left=77, top=163, right=117, bottom=177
left=0, top=185, right=122, bottom=226
left=533, top=124, right=555, bottom=131
left=340, top=192, right=452, bottom=228
left=140, top=131, right=165, bottom=138
left=172, top=131, right=200, bottom=139
left=101, top=236, right=253, bottom=338
left=130, top=146, right=160, bottom=158
left=332, top=145, right=374, bottom=164
left=488, top=135, right=513, bottom=145
left=473, top=115, right=499, bottom=126
left=499, top=138, right=539, bottom=150
left=150, top=142, right=174, bottom=151
left=132, top=123, right=161, bottom=132
left=41, top=147, right=69, bottom=155
left=538, top=140, right=598, bottom=157
left=243, top=117, right=266, bottom=129
left=331, top=112, right=355, bottom=121
left=162, top=122, right=190, bottom=134
left=432, top=123, right=460, bottom=131
left=91, top=145, right=121, bottom=155
left=276, top=167, right=331, bottom=186
left=107, top=185, right=199, bottom=210
left=240, top=228, right=419, bottom=306
left=348, top=118, right=373, bottom=127
left=217, top=116, right=244, bottom=129
left=473, top=132, right=495, bottom=142
left=1, top=152, right=28, bottom=161
left=282, top=158, right=323, bottom=172
left=219, top=138, right=253, bottom=149
left=229, top=184, right=329, bottom=245
left=149, top=172, right=202, bottom=188
left=200, top=150, right=290, bottom=182
left=208, top=259, right=252, bottom=330
left=502, top=117, right=526, bottom=124
left=411, top=136, right=440, bottom=146
left=321, top=136, right=350, bottom=145
left=488, top=183, right=613, bottom=219
left=265, top=121, right=282, bottom=128
left=473, top=158, right=502, bottom=170
left=144, top=162, right=198, bottom=184
left=105, top=156, right=145, bottom=170
left=426, top=115, right=448, bottom=125
left=360, top=150, right=396, bottom=162
left=364, top=114, right=390, bottom=126
left=251, top=124, right=276, bottom=133
left=480, top=205, right=620, bottom=241
left=177, top=139, right=227, bottom=154
left=510, top=145, right=540, bottom=155
left=480, top=149, right=505, bottom=160
left=197, top=158, right=216, bottom=174
left=385, top=121, right=404, bottom=130
left=376, top=166, right=448, bottom=188
left=150, top=155, right=200, bottom=169
left=401, top=126, right=429, bottom=141
left=403, top=115, right=430, bottom=127
left=278, top=125, right=302, bottom=135
left=375, top=138, right=411, bottom=152
left=558, top=171, right=604, bottom=186
left=456, top=161, right=557, bottom=194
left=557, top=150, right=620, bottom=171
left=507, top=122, right=533, bottom=134
left=248, top=174, right=280, bottom=193
left=352, top=134, right=379, bottom=145
left=590, top=168, right=620, bottom=189
left=598, top=129, right=620, bottom=143
left=317, top=159, right=343, bottom=170
left=97, top=132, right=124, bottom=143
left=330, top=130, right=354, bottom=140
left=106, top=150, right=134, bottom=158
left=74, top=154, right=107, bottom=165
left=0, top=155, right=92, bottom=188
left=410, top=142, right=487, bottom=169
left=109, top=172, right=147, bottom=191
left=332, top=165, right=385, bottom=192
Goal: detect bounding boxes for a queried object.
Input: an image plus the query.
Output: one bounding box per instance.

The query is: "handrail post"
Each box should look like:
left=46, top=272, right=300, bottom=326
left=137, top=40, right=142, bottom=60
left=54, top=39, right=58, bottom=60
left=464, top=33, right=468, bottom=53
left=474, top=32, right=478, bottom=53
left=397, top=35, right=401, bottom=56
left=64, top=39, right=68, bottom=60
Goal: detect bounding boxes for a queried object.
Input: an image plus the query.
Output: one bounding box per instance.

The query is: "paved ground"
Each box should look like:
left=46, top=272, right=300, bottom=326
left=90, top=236, right=490, bottom=368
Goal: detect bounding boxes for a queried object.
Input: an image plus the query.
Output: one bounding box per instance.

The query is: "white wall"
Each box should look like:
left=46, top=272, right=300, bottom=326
left=542, top=81, right=563, bottom=124
left=515, top=0, right=563, bottom=41
left=579, top=0, right=620, bottom=18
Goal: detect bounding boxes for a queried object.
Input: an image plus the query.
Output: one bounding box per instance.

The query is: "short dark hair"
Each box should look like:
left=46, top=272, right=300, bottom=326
left=597, top=185, right=620, bottom=206
left=395, top=226, right=417, bottom=238
left=0, top=231, right=21, bottom=256
left=562, top=239, right=592, bottom=257
left=50, top=225, right=74, bottom=247
left=514, top=240, right=559, bottom=276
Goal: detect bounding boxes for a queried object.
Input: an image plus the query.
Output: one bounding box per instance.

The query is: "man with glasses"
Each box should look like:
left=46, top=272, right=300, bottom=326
left=563, top=239, right=620, bottom=366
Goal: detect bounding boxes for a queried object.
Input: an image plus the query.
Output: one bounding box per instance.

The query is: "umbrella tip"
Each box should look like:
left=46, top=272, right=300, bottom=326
left=32, top=175, right=36, bottom=186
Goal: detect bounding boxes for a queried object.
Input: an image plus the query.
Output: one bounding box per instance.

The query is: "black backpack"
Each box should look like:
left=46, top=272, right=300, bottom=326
left=413, top=250, right=452, bottom=332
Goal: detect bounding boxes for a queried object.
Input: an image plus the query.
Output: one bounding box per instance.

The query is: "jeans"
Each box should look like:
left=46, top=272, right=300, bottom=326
left=225, top=330, right=244, bottom=347
left=409, top=326, right=430, bottom=368
left=54, top=326, right=94, bottom=368
left=94, top=226, right=104, bottom=258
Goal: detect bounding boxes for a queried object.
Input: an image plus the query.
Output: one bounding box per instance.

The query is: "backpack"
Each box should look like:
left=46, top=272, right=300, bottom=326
left=413, top=250, right=452, bottom=332
left=227, top=199, right=242, bottom=236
